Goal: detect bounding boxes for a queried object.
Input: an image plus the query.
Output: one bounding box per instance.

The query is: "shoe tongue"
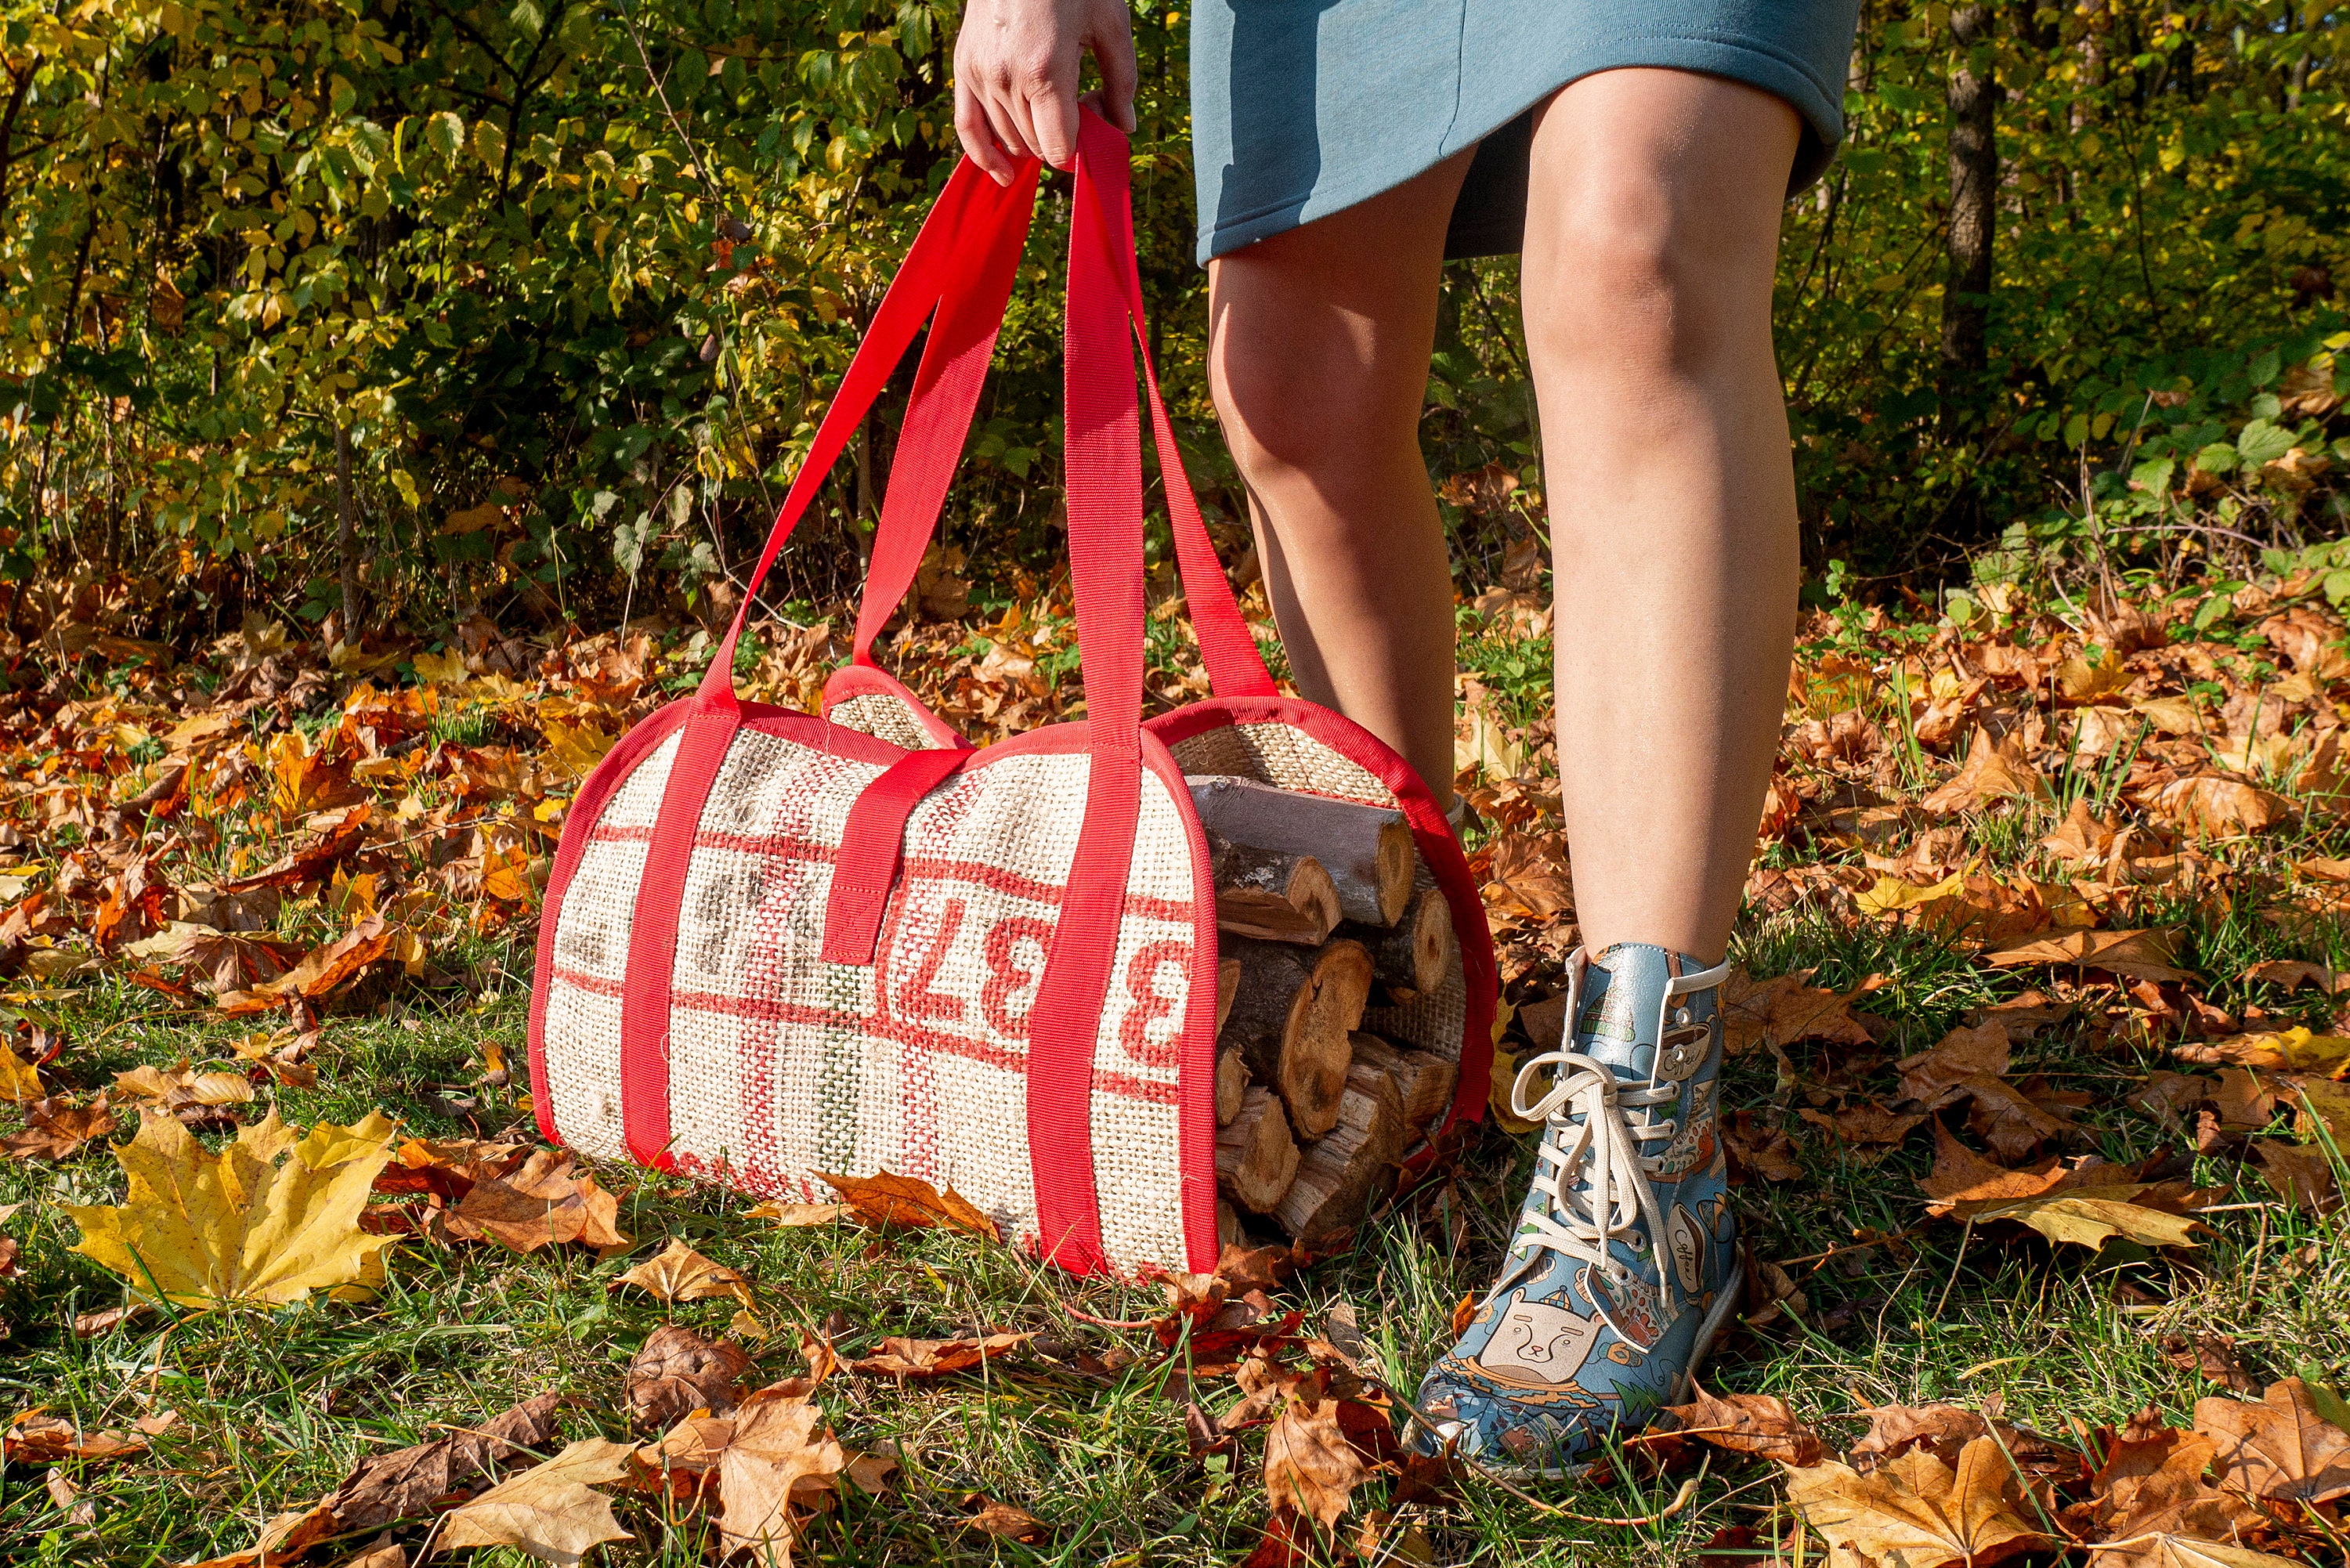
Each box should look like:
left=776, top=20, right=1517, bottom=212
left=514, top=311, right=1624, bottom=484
left=1571, top=944, right=1683, bottom=1081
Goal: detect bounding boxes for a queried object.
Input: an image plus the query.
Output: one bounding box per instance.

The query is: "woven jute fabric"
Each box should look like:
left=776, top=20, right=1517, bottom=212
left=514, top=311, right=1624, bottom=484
left=1169, top=721, right=1467, bottom=1067
left=831, top=691, right=952, bottom=751
left=539, top=721, right=1200, bottom=1275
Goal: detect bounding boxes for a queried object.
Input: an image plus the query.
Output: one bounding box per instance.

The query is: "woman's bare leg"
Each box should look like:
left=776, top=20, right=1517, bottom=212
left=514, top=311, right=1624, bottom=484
left=1524, top=70, right=1803, bottom=962
left=1206, top=153, right=1474, bottom=804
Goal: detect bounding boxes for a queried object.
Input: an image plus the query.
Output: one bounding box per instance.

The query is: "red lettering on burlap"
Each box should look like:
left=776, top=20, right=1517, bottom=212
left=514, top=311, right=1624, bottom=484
left=1115, top=940, right=1191, bottom=1070
left=980, top=915, right=1054, bottom=1038
left=898, top=898, right=967, bottom=1021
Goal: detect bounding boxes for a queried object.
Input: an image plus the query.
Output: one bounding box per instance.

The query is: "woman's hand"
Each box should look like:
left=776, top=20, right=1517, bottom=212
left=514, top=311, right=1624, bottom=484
left=953, top=0, right=1137, bottom=180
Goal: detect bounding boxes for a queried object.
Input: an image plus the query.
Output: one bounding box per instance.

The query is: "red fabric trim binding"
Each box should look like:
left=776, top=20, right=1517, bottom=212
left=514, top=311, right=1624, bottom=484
left=821, top=746, right=974, bottom=964
left=528, top=699, right=694, bottom=1147
left=1145, top=697, right=1499, bottom=1136
left=1145, top=736, right=1224, bottom=1274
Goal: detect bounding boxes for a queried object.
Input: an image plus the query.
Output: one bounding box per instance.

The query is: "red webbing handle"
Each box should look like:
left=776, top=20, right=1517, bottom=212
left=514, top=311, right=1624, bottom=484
left=694, top=158, right=1042, bottom=711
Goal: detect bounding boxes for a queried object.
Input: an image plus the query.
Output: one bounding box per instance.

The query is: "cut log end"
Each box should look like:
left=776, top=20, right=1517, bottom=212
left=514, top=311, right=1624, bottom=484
left=1217, top=959, right=1241, bottom=1035
left=1347, top=1032, right=1459, bottom=1134
left=1216, top=1086, right=1300, bottom=1214
left=1271, top=1061, right=1407, bottom=1242
left=1372, top=819, right=1415, bottom=925
left=1220, top=937, right=1372, bottom=1141
left=1342, top=887, right=1454, bottom=1001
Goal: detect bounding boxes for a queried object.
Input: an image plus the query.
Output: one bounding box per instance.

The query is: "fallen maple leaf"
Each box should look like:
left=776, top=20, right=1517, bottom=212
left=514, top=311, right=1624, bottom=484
left=1898, top=1022, right=2012, bottom=1107
left=113, top=1061, right=256, bottom=1124
left=1986, top=927, right=2193, bottom=984
left=328, top=1392, right=564, bottom=1531
left=1264, top=1393, right=1375, bottom=1529
left=715, top=1389, right=851, bottom=1561
left=1798, top=1102, right=1927, bottom=1148
left=627, top=1325, right=751, bottom=1432
left=2, top=1411, right=152, bottom=1465
left=1720, top=970, right=1874, bottom=1056
left=1721, top=1109, right=1803, bottom=1183
left=438, top=1436, right=635, bottom=1564
left=1786, top=1436, right=2046, bottom=1568
left=846, top=1331, right=1030, bottom=1378
left=819, top=1170, right=1000, bottom=1239
left=63, top=1108, right=398, bottom=1307
left=1919, top=1123, right=2203, bottom=1249
left=2249, top=1140, right=2337, bottom=1211
left=2193, top=1378, right=2350, bottom=1508
left=439, top=1147, right=627, bottom=1253
left=613, top=1239, right=754, bottom=1308
left=1658, top=1385, right=1824, bottom=1466
left=0, top=1040, right=40, bottom=1101
left=2150, top=775, right=2292, bottom=836
left=2174, top=1025, right=2350, bottom=1074
left=1922, top=726, right=2051, bottom=815
left=745, top=1199, right=848, bottom=1227
left=1, top=1094, right=116, bottom=1160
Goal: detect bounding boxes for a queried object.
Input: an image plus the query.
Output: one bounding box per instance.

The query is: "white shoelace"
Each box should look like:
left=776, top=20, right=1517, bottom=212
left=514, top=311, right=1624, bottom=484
left=1501, top=1050, right=1686, bottom=1318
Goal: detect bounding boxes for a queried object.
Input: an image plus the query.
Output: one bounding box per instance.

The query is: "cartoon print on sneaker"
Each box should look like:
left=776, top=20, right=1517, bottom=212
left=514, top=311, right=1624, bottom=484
left=1474, top=1288, right=1603, bottom=1385
left=1411, top=944, right=1747, bottom=1475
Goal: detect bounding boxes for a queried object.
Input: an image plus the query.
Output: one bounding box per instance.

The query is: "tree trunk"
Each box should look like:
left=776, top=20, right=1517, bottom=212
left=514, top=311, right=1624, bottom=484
left=1939, top=5, right=1999, bottom=434
left=335, top=421, right=362, bottom=647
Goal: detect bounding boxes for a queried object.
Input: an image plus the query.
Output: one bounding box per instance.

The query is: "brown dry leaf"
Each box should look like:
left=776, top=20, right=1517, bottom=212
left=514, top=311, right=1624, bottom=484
left=1721, top=1110, right=1803, bottom=1183
left=332, top=1539, right=408, bottom=1568
left=2, top=1095, right=116, bottom=1160
left=626, top=1325, right=752, bottom=1433
left=2192, top=1377, right=2350, bottom=1508
left=1846, top=1404, right=2075, bottom=1476
left=2174, top=1025, right=2350, bottom=1075
left=1898, top=1022, right=2012, bottom=1107
left=1919, top=1123, right=2203, bottom=1249
left=1264, top=1394, right=1373, bottom=1530
left=1798, top=1102, right=1927, bottom=1147
left=436, top=1436, right=635, bottom=1565
left=613, top=1239, right=754, bottom=1307
left=1659, top=1385, right=1823, bottom=1466
left=818, top=1170, right=1000, bottom=1240
left=714, top=1389, right=851, bottom=1563
left=1921, top=726, right=2051, bottom=815
left=2150, top=775, right=2293, bottom=836
left=1985, top=927, right=2193, bottom=984
left=2160, top=1331, right=2262, bottom=1396
left=1480, top=829, right=1574, bottom=921
left=439, top=1148, right=627, bottom=1253
left=845, top=1331, right=1029, bottom=1378
left=180, top=1505, right=344, bottom=1568
left=113, top=1062, right=256, bottom=1120
left=1720, top=970, right=1874, bottom=1056
left=2, top=1412, right=152, bottom=1465
left=2099, top=1541, right=2312, bottom=1568
left=2043, top=797, right=2120, bottom=865
left=1962, top=1075, right=2088, bottom=1163
left=2241, top=959, right=2341, bottom=992
left=960, top=1495, right=1050, bottom=1542
left=2084, top=1423, right=2274, bottom=1566
left=327, top=1392, right=563, bottom=1530
left=1785, top=1436, right=2047, bottom=1568
left=2249, top=1140, right=2338, bottom=1211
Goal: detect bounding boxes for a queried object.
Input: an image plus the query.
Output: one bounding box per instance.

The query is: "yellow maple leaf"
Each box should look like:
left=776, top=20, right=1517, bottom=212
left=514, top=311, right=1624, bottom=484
left=439, top=1436, right=635, bottom=1562
left=63, top=1107, right=399, bottom=1308
left=0, top=1042, right=42, bottom=1103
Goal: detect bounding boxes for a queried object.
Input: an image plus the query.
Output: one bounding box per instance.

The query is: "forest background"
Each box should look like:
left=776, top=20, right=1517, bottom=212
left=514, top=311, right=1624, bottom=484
left=2, top=0, right=2348, bottom=645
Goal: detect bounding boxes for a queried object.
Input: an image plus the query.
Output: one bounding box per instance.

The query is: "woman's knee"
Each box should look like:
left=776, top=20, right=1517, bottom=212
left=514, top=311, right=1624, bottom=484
left=1208, top=307, right=1420, bottom=493
left=1524, top=181, right=1762, bottom=381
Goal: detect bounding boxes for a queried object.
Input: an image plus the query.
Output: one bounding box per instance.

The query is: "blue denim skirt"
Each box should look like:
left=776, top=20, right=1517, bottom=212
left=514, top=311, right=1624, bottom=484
left=1190, top=0, right=1862, bottom=263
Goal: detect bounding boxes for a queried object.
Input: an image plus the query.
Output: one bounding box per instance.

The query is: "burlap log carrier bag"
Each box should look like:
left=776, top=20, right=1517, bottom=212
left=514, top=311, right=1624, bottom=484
left=530, top=113, right=1498, bottom=1278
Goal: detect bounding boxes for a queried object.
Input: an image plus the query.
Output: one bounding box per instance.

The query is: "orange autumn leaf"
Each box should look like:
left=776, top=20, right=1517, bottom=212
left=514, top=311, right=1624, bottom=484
left=818, top=1170, right=1000, bottom=1239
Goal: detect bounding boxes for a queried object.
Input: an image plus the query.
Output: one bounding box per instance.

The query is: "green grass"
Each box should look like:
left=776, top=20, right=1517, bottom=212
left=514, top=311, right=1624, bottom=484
left=5, top=889, right=2347, bottom=1566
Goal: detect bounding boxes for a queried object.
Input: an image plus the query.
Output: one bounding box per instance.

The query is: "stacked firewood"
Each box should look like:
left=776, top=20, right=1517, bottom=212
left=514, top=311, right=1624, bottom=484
left=1192, top=775, right=1460, bottom=1245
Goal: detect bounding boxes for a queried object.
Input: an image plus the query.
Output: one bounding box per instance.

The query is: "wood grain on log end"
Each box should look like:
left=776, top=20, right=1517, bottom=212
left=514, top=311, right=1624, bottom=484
left=1216, top=1086, right=1300, bottom=1213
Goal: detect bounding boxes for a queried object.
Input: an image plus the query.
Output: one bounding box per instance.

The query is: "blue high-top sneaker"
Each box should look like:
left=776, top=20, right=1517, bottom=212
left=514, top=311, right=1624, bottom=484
left=1411, top=944, right=1742, bottom=1476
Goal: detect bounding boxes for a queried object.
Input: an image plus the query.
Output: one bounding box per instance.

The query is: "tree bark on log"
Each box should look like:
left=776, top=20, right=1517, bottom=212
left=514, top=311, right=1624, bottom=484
left=1218, top=937, right=1372, bottom=1140
left=1271, top=1061, right=1406, bottom=1241
left=1216, top=1086, right=1299, bottom=1214
left=1339, top=887, right=1452, bottom=1000
left=1347, top=1033, right=1459, bottom=1133
left=1190, top=775, right=1415, bottom=926
left=1209, top=832, right=1340, bottom=944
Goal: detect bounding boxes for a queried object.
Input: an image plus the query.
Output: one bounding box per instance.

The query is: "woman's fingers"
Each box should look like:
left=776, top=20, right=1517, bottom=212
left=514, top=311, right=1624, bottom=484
left=953, top=83, right=1018, bottom=183
left=951, top=0, right=1141, bottom=174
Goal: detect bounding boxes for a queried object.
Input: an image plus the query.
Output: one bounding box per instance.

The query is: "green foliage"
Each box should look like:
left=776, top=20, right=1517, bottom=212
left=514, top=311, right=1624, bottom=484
left=0, top=0, right=2344, bottom=633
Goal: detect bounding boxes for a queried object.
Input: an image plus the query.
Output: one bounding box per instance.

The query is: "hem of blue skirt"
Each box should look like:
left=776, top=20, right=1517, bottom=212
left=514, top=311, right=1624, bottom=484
left=1195, top=31, right=1846, bottom=266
